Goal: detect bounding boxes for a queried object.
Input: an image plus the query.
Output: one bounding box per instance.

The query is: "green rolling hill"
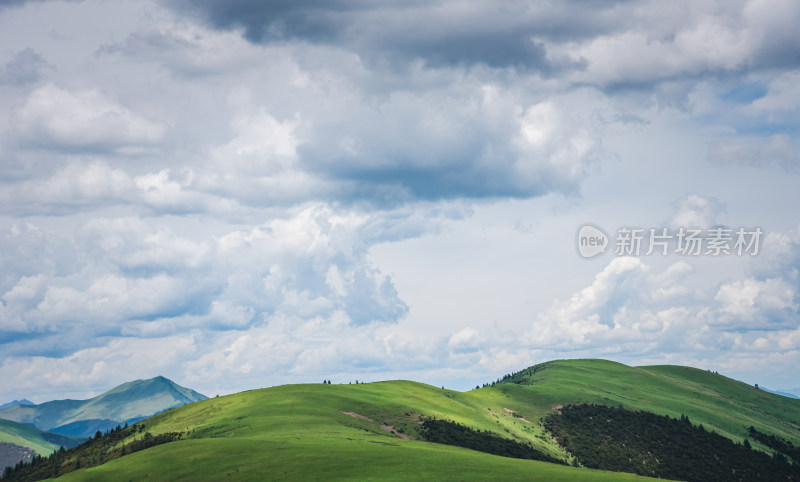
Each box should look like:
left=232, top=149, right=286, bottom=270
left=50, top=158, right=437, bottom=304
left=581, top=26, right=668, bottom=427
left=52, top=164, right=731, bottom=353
left=5, top=359, right=800, bottom=481
left=0, top=419, right=81, bottom=458
left=491, top=359, right=800, bottom=448
left=0, top=418, right=83, bottom=473
left=0, top=376, right=207, bottom=438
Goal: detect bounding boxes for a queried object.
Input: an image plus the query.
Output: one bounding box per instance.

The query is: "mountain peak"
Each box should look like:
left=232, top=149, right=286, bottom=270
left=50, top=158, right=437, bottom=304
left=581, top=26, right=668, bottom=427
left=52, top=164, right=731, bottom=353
left=0, top=399, right=35, bottom=410
left=0, top=377, right=207, bottom=437
left=141, top=375, right=169, bottom=383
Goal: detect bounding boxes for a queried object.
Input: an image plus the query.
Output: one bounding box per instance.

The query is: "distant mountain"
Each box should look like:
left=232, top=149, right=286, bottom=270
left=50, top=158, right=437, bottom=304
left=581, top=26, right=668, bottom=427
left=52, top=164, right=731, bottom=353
left=0, top=376, right=206, bottom=438
left=0, top=399, right=34, bottom=410
left=762, top=387, right=800, bottom=399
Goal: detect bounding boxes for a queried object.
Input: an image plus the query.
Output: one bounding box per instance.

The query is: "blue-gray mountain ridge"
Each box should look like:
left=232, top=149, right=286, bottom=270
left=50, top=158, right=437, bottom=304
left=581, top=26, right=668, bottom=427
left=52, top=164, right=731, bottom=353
left=0, top=376, right=206, bottom=437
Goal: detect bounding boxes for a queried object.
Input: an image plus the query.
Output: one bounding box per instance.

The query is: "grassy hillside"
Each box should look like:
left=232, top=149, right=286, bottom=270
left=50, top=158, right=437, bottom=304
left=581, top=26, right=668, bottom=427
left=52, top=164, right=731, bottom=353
left=53, top=382, right=644, bottom=481
left=0, top=419, right=64, bottom=457
left=0, top=418, right=82, bottom=460
left=7, top=359, right=800, bottom=480
left=115, top=380, right=575, bottom=461
left=0, top=418, right=83, bottom=475
left=492, top=359, right=800, bottom=449
left=59, top=435, right=639, bottom=481
left=0, top=377, right=207, bottom=438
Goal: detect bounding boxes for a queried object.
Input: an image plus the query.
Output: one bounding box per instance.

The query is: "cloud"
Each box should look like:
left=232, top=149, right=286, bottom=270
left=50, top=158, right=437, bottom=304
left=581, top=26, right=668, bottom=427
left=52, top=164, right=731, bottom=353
left=4, top=222, right=800, bottom=398
left=2, top=0, right=800, bottom=401
left=294, top=84, right=604, bottom=203
left=0, top=162, right=138, bottom=215
left=0, top=48, right=51, bottom=85
left=0, top=0, right=81, bottom=10
left=163, top=0, right=599, bottom=71
left=749, top=225, right=800, bottom=285
left=30, top=273, right=217, bottom=328
left=0, top=75, right=604, bottom=217
left=166, top=0, right=800, bottom=85
left=526, top=257, right=650, bottom=347
left=557, top=0, right=800, bottom=87
left=9, top=84, right=168, bottom=153
left=448, top=327, right=481, bottom=352
left=192, top=99, right=324, bottom=207
left=15, top=1, right=796, bottom=216
left=0, top=160, right=239, bottom=217
left=0, top=204, right=409, bottom=352
left=747, top=71, right=800, bottom=115
left=708, top=134, right=800, bottom=171
left=526, top=242, right=800, bottom=355
left=0, top=223, right=81, bottom=294
left=669, top=194, right=726, bottom=229
left=97, top=24, right=264, bottom=77
left=714, top=278, right=796, bottom=329
left=0, top=335, right=197, bottom=401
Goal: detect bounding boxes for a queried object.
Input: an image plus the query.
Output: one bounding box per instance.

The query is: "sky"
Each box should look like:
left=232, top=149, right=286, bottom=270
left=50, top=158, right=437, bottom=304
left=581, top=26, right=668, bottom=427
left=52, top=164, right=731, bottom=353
left=1, top=0, right=799, bottom=402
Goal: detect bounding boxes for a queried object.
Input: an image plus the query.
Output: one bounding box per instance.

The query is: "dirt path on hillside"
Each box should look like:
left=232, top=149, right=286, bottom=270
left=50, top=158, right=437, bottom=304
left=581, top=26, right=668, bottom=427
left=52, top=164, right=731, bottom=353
left=503, top=407, right=532, bottom=424
left=340, top=411, right=411, bottom=439
left=380, top=424, right=411, bottom=439
left=339, top=411, right=374, bottom=422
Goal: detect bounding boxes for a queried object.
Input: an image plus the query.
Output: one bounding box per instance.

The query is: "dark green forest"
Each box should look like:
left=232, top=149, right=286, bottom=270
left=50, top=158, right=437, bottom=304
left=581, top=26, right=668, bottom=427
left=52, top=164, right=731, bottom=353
left=544, top=404, right=800, bottom=481
left=749, top=425, right=800, bottom=462
left=2, top=423, right=183, bottom=481
left=420, top=418, right=565, bottom=465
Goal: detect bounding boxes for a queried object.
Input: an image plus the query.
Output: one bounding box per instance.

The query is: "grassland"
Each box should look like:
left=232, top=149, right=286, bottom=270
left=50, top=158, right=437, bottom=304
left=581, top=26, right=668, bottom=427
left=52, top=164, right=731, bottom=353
left=0, top=419, right=75, bottom=456
left=491, top=359, right=800, bottom=449
left=55, top=381, right=643, bottom=481
left=59, top=436, right=641, bottom=481
left=10, top=358, right=800, bottom=480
